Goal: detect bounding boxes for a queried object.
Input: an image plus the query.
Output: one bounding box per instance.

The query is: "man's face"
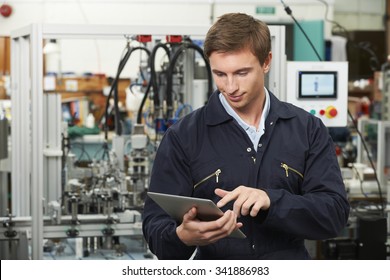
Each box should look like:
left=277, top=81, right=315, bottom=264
left=209, top=48, right=271, bottom=114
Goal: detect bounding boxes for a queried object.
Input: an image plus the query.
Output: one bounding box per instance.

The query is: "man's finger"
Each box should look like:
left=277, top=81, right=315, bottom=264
left=216, top=189, right=239, bottom=208
left=214, top=188, right=228, bottom=198
left=183, top=207, right=197, bottom=221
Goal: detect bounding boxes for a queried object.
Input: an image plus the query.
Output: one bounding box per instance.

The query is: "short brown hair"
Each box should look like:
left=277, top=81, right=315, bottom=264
left=204, top=13, right=271, bottom=66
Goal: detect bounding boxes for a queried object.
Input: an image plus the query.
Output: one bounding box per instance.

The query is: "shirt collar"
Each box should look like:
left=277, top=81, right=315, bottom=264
left=219, top=88, right=271, bottom=132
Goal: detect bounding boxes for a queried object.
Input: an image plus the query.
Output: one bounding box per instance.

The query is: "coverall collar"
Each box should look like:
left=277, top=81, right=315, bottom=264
left=204, top=89, right=296, bottom=126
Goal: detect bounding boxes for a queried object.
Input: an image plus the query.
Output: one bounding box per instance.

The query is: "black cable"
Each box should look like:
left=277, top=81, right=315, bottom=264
left=102, top=45, right=132, bottom=139
left=355, top=42, right=380, bottom=72
left=316, top=0, right=349, bottom=38
left=282, top=0, right=385, bottom=216
left=150, top=43, right=171, bottom=110
left=347, top=110, right=385, bottom=215
left=136, top=43, right=171, bottom=124
left=165, top=45, right=189, bottom=119
left=137, top=81, right=152, bottom=124
left=320, top=1, right=384, bottom=213
left=102, top=45, right=151, bottom=138
left=349, top=163, right=368, bottom=198
left=316, top=0, right=380, bottom=73
left=71, top=142, right=92, bottom=163
left=280, top=0, right=323, bottom=61
left=165, top=42, right=213, bottom=119
left=116, top=46, right=151, bottom=135
left=113, top=76, right=121, bottom=136
left=93, top=141, right=110, bottom=160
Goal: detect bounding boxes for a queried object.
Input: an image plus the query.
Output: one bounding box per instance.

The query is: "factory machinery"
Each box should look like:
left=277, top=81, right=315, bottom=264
left=0, top=24, right=216, bottom=260
left=0, top=23, right=286, bottom=260
left=2, top=22, right=387, bottom=260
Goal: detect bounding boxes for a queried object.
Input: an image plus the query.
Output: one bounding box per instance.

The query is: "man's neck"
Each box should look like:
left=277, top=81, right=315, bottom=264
left=235, top=93, right=265, bottom=128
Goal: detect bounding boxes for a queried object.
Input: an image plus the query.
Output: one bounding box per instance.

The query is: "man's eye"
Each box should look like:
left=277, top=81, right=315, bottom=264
left=215, top=72, right=225, bottom=77
left=237, top=72, right=248, bottom=76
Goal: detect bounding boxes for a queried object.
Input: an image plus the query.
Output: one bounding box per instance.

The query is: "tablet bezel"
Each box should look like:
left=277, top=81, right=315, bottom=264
left=147, top=192, right=246, bottom=239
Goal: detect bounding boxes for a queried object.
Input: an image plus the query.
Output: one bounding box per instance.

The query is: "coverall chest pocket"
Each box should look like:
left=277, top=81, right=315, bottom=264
left=271, top=154, right=304, bottom=194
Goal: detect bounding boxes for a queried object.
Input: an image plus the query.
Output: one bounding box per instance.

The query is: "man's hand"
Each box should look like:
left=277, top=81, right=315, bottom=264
left=176, top=207, right=242, bottom=246
left=215, top=186, right=270, bottom=218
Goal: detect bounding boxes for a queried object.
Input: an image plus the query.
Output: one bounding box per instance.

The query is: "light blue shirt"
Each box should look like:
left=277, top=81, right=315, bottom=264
left=219, top=88, right=270, bottom=151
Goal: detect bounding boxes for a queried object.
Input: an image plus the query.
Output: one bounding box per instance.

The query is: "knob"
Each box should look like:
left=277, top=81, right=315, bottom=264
left=325, top=106, right=338, bottom=118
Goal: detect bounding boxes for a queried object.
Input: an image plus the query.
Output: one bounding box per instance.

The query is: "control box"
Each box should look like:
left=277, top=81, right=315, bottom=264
left=286, top=61, right=348, bottom=127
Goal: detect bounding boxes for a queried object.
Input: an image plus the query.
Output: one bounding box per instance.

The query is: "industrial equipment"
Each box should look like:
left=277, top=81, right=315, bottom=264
left=0, top=108, right=7, bottom=160
left=2, top=24, right=207, bottom=260
left=1, top=23, right=286, bottom=260
left=286, top=61, right=349, bottom=127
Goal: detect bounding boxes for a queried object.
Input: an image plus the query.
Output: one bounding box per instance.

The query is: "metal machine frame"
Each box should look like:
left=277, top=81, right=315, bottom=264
left=356, top=118, right=390, bottom=196
left=9, top=23, right=286, bottom=259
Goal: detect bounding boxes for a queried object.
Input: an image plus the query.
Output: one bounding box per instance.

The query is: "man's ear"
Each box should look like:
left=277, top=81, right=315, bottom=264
left=263, top=52, right=272, bottom=73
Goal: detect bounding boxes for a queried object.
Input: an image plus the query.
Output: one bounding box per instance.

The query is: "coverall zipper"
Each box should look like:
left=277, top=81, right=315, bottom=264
left=280, top=163, right=304, bottom=178
left=193, top=169, right=221, bottom=189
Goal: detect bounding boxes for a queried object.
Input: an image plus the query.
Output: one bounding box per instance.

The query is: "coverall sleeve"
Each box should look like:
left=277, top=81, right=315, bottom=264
left=262, top=118, right=350, bottom=240
left=142, top=129, right=196, bottom=259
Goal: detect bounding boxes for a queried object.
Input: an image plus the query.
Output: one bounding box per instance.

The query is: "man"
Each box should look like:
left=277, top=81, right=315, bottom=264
left=142, top=13, right=350, bottom=259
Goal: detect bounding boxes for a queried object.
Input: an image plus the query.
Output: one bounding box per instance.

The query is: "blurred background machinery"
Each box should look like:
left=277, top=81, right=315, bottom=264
left=0, top=23, right=286, bottom=260
left=1, top=13, right=389, bottom=260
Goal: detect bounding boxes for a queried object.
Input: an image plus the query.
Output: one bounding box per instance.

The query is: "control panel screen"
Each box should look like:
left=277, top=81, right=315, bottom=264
left=298, top=71, right=337, bottom=99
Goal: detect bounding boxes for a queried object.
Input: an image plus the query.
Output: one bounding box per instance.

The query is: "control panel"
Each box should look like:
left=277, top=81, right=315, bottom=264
left=286, top=61, right=348, bottom=127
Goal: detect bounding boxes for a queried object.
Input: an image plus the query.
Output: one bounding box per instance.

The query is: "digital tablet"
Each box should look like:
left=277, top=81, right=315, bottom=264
left=147, top=192, right=246, bottom=239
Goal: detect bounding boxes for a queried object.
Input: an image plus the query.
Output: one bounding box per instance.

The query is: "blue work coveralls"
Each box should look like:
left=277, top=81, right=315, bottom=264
left=142, top=90, right=350, bottom=259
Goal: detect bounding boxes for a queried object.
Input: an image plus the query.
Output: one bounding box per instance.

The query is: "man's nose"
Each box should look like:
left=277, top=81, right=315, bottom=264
left=225, top=76, right=238, bottom=94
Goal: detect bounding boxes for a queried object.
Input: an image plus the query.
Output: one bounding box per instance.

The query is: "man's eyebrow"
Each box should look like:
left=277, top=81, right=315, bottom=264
left=234, top=67, right=252, bottom=73
left=212, top=69, right=226, bottom=76
left=212, top=67, right=252, bottom=74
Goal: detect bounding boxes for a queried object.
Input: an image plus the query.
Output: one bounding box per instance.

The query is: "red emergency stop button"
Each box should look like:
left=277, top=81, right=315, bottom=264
left=325, top=106, right=338, bottom=118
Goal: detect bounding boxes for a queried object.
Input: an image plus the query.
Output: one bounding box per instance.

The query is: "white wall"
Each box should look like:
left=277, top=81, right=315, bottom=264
left=1, top=0, right=212, bottom=36
left=334, top=0, right=386, bottom=31
left=3, top=0, right=385, bottom=36
left=1, top=0, right=385, bottom=76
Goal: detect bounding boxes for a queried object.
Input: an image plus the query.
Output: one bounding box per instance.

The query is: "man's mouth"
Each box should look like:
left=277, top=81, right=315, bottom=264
left=227, top=93, right=244, bottom=102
